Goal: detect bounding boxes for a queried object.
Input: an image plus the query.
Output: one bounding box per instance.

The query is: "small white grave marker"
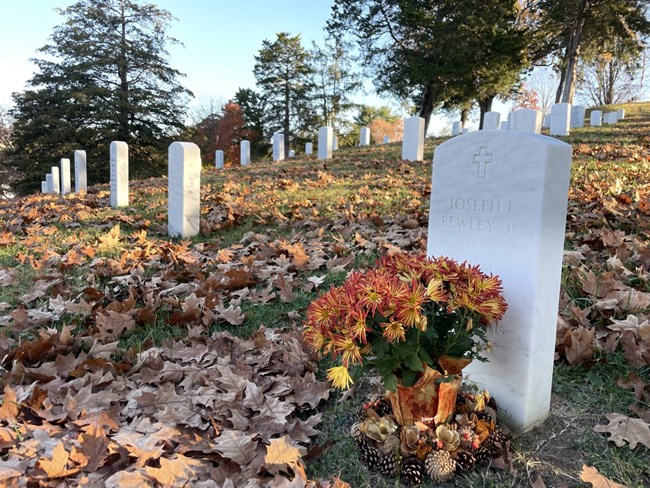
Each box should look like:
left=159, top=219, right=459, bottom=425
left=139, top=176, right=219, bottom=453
left=41, top=181, right=48, bottom=193
left=402, top=116, right=425, bottom=161
left=509, top=109, right=542, bottom=134
left=590, top=110, right=602, bottom=126
left=500, top=121, right=509, bottom=130
left=550, top=103, right=571, bottom=136
left=382, top=135, right=390, bottom=144
left=333, top=134, right=339, bottom=151
left=46, top=174, right=54, bottom=193
left=305, top=142, right=313, bottom=155
left=74, top=150, right=87, bottom=192
left=617, top=108, right=625, bottom=119
left=288, top=149, right=295, bottom=158
left=360, top=127, right=370, bottom=146
left=452, top=122, right=461, bottom=136
left=483, top=112, right=500, bottom=130
left=110, top=141, right=128, bottom=208
left=318, top=126, right=333, bottom=160
left=570, top=105, right=586, bottom=128
left=273, top=133, right=284, bottom=161
left=215, top=150, right=224, bottom=169
left=240, top=141, right=250, bottom=166
left=60, top=158, right=71, bottom=194
left=427, top=130, right=572, bottom=433
left=168, top=142, right=201, bottom=238
left=51, top=166, right=60, bottom=194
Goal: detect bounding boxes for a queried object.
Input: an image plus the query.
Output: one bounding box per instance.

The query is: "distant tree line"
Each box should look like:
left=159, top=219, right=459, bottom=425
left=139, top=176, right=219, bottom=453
left=1, top=0, right=648, bottom=195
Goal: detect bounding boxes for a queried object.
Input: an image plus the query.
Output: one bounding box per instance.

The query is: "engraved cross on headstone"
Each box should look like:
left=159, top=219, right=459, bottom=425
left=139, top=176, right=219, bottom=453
left=473, top=146, right=492, bottom=179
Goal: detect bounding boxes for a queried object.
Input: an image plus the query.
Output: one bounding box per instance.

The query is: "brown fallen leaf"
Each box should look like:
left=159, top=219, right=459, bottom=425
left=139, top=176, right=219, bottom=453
left=0, top=385, right=19, bottom=421
left=144, top=454, right=204, bottom=486
left=593, top=413, right=650, bottom=449
left=580, top=465, right=628, bottom=488
left=264, top=435, right=303, bottom=475
left=77, top=423, right=110, bottom=472
left=38, top=441, right=81, bottom=478
left=531, top=474, right=547, bottom=488
left=565, top=327, right=596, bottom=365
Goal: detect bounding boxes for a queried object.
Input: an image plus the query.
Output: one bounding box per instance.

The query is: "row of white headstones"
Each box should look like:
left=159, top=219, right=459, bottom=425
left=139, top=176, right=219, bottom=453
left=38, top=108, right=624, bottom=433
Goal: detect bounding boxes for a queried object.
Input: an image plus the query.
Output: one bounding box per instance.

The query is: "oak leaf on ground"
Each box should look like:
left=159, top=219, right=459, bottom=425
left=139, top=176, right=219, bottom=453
left=593, top=413, right=650, bottom=449
left=579, top=465, right=628, bottom=488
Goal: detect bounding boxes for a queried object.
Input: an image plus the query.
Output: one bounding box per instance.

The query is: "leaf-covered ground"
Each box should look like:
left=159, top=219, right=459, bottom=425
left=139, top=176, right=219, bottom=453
left=0, top=102, right=649, bottom=487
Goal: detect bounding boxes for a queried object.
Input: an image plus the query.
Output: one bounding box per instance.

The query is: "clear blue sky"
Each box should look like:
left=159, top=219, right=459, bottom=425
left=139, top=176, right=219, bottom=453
left=0, top=1, right=385, bottom=106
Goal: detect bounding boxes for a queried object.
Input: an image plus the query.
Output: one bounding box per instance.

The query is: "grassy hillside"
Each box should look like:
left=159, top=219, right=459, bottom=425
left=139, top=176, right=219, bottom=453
left=0, top=102, right=649, bottom=487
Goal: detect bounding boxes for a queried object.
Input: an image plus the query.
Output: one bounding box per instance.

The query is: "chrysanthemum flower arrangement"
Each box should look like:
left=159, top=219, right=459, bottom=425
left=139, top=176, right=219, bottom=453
left=303, top=253, right=511, bottom=484
left=303, top=253, right=507, bottom=391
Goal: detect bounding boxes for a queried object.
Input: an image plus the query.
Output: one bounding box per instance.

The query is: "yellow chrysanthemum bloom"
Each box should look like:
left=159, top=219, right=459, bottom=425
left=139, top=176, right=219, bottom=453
left=327, top=365, right=353, bottom=389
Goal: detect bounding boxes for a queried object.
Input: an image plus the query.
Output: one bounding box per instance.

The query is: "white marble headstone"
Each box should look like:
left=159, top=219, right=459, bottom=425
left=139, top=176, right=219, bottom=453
left=41, top=181, right=48, bottom=194
left=318, top=126, right=332, bottom=160
left=60, top=158, right=71, bottom=194
left=273, top=134, right=285, bottom=161
left=604, top=112, right=618, bottom=124
left=427, top=130, right=572, bottom=433
left=382, top=135, right=390, bottom=144
left=452, top=121, right=461, bottom=136
left=333, top=134, right=339, bottom=151
left=461, top=128, right=470, bottom=134
left=570, top=105, right=586, bottom=128
left=402, top=116, right=425, bottom=161
left=590, top=110, right=602, bottom=127
left=240, top=140, right=250, bottom=166
left=168, top=142, right=201, bottom=238
left=550, top=102, right=571, bottom=136
left=74, top=150, right=87, bottom=192
left=305, top=142, right=313, bottom=155
left=483, top=112, right=500, bottom=130
left=500, top=121, right=509, bottom=130
left=360, top=127, right=370, bottom=146
left=51, top=166, right=60, bottom=194
left=288, top=149, right=295, bottom=158
left=215, top=150, right=224, bottom=169
left=617, top=108, right=625, bottom=119
left=110, top=141, right=129, bottom=208
left=509, top=109, right=542, bottom=134
left=46, top=173, right=54, bottom=193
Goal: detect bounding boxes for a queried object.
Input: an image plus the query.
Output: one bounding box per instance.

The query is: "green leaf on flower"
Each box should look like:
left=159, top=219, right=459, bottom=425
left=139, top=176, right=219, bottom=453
left=382, top=373, right=398, bottom=391
left=399, top=369, right=416, bottom=388
left=404, top=352, right=424, bottom=372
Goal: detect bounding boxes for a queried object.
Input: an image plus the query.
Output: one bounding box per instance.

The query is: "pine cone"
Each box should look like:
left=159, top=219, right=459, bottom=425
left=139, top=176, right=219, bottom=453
left=360, top=444, right=381, bottom=466
left=454, top=449, right=476, bottom=472
left=401, top=457, right=425, bottom=486
left=424, top=449, right=455, bottom=483
left=482, top=427, right=509, bottom=456
left=374, top=397, right=393, bottom=417
left=477, top=405, right=497, bottom=423
left=376, top=434, right=400, bottom=456
left=377, top=450, right=400, bottom=477
left=474, top=445, right=492, bottom=465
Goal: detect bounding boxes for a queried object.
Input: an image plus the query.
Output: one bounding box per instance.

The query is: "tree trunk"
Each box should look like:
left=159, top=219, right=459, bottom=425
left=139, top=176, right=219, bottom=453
left=418, top=83, right=437, bottom=135
left=560, top=0, right=587, bottom=104
left=555, top=62, right=566, bottom=104
left=606, top=60, right=615, bottom=105
left=461, top=108, right=469, bottom=128
left=478, top=97, right=494, bottom=130
left=117, top=0, right=129, bottom=142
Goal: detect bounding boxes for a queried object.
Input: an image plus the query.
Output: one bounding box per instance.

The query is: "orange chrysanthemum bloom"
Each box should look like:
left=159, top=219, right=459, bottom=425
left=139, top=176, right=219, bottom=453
left=395, top=279, right=427, bottom=328
left=382, top=320, right=406, bottom=343
left=327, top=365, right=353, bottom=389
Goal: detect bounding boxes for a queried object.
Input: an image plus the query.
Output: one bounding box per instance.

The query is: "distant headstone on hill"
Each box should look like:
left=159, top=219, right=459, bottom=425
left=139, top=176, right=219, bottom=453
left=360, top=127, right=370, bottom=146
left=333, top=134, right=339, bottom=151
left=305, top=142, right=313, bottom=155
left=509, top=109, right=542, bottom=134
left=617, top=108, right=625, bottom=119
left=41, top=181, right=48, bottom=194
left=550, top=103, right=571, bottom=136
left=110, top=141, right=129, bottom=208
left=402, top=116, right=424, bottom=161
left=51, top=166, right=60, bottom=194
left=452, top=121, right=461, bottom=136
left=168, top=142, right=201, bottom=238
left=240, top=141, right=250, bottom=166
left=273, top=134, right=284, bottom=162
left=60, top=158, right=71, bottom=194
left=318, top=126, right=332, bottom=160
left=383, top=135, right=390, bottom=144
left=570, top=105, right=586, bottom=129
left=74, top=150, right=87, bottom=193
left=590, top=110, right=602, bottom=127
left=288, top=149, right=295, bottom=158
left=483, top=111, right=500, bottom=130
left=45, top=173, right=54, bottom=194
left=427, top=130, right=572, bottom=433
left=215, top=150, right=224, bottom=169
